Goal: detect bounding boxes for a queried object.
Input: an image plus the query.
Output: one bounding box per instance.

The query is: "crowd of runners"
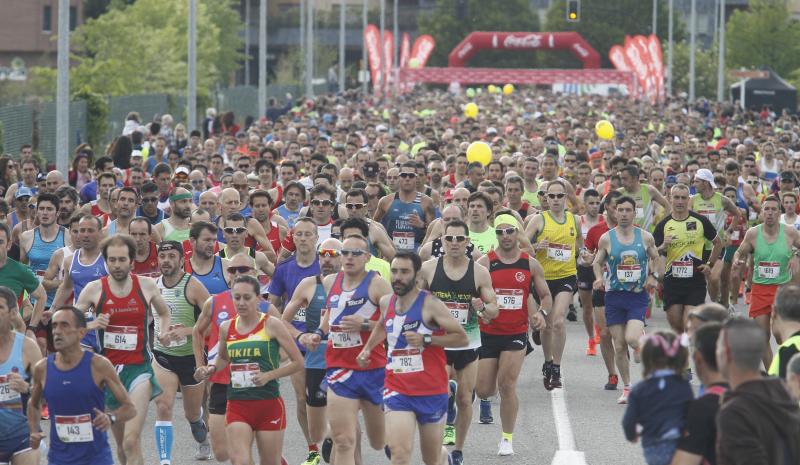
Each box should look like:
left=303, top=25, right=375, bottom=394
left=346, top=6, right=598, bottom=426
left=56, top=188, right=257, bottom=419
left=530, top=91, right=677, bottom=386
left=0, top=87, right=800, bottom=465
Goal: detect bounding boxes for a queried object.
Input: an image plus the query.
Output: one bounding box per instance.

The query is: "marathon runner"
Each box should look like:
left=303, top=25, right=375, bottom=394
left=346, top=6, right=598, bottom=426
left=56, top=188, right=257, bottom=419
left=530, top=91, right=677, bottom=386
left=576, top=189, right=604, bottom=356
left=617, top=165, right=671, bottom=230
left=104, top=187, right=139, bottom=236
left=419, top=220, right=498, bottom=465
left=154, top=188, right=193, bottom=243
left=152, top=241, right=212, bottom=463
left=467, top=192, right=498, bottom=254
left=475, top=214, right=549, bottom=455
left=218, top=213, right=274, bottom=288
left=74, top=235, right=178, bottom=465
left=187, top=221, right=230, bottom=296
left=374, top=162, right=436, bottom=254
left=344, top=189, right=395, bottom=261
left=357, top=251, right=468, bottom=465
left=27, top=307, right=135, bottom=465
left=129, top=217, right=160, bottom=278
left=591, top=196, right=660, bottom=404
left=525, top=180, right=583, bottom=390
left=418, top=205, right=481, bottom=262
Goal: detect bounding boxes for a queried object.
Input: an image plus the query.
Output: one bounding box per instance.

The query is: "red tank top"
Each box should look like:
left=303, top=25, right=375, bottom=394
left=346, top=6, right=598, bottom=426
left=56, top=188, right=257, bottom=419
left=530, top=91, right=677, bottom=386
left=97, top=275, right=149, bottom=365
left=208, top=290, right=236, bottom=384
left=272, top=184, right=283, bottom=211
left=132, top=242, right=160, bottom=278
left=480, top=251, right=532, bottom=336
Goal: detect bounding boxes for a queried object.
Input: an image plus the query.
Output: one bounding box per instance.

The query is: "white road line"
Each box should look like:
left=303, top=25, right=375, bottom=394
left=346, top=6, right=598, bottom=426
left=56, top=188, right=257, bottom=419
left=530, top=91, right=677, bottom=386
left=550, top=386, right=589, bottom=465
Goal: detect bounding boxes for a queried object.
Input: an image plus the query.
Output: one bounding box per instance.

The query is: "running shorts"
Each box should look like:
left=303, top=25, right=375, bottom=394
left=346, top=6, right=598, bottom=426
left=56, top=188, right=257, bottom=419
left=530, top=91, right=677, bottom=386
left=209, top=382, right=228, bottom=415
left=662, top=279, right=706, bottom=310
left=546, top=275, right=577, bottom=297
left=576, top=265, right=595, bottom=291
left=326, top=368, right=384, bottom=406
left=106, top=363, right=162, bottom=410
left=226, top=397, right=286, bottom=431
left=478, top=332, right=527, bottom=359
left=305, top=368, right=327, bottom=407
left=383, top=391, right=448, bottom=424
left=750, top=283, right=780, bottom=319
left=153, top=351, right=201, bottom=387
left=445, top=348, right=479, bottom=371
left=605, top=291, right=649, bottom=326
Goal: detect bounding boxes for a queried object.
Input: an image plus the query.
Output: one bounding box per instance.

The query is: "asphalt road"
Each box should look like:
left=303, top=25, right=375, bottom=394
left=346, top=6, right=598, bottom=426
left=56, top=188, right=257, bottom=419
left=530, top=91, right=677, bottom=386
left=37, top=299, right=746, bottom=465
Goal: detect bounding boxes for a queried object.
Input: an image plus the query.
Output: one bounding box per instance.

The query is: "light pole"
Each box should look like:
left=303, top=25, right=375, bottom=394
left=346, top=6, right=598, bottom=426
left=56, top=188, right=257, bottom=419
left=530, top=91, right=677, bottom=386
left=339, top=0, right=345, bottom=93
left=305, top=0, right=314, bottom=97
left=717, top=0, right=726, bottom=102
left=188, top=0, right=197, bottom=132
left=689, top=0, right=696, bottom=101
left=393, top=0, right=398, bottom=98
left=245, top=0, right=251, bottom=86
left=379, top=0, right=385, bottom=99
left=667, top=0, right=673, bottom=97
left=56, top=0, right=69, bottom=174
left=652, top=0, right=657, bottom=36
left=362, top=0, right=367, bottom=95
left=258, top=0, right=267, bottom=118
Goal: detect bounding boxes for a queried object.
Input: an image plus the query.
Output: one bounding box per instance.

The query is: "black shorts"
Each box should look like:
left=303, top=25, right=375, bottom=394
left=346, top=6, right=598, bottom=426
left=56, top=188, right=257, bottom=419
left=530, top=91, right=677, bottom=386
left=592, top=289, right=606, bottom=307
left=576, top=265, right=595, bottom=291
left=547, top=275, right=578, bottom=297
left=479, top=332, right=527, bottom=359
left=209, top=382, right=227, bottom=415
left=663, top=279, right=707, bottom=309
left=305, top=368, right=327, bottom=407
left=153, top=351, right=200, bottom=387
left=445, top=348, right=479, bottom=370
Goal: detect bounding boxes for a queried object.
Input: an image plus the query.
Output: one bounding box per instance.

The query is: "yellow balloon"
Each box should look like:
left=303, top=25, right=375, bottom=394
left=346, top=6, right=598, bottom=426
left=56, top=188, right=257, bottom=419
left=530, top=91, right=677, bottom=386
left=487, top=85, right=497, bottom=94
left=595, top=120, right=615, bottom=140
left=466, top=141, right=492, bottom=166
left=464, top=102, right=479, bottom=119
left=503, top=84, right=514, bottom=95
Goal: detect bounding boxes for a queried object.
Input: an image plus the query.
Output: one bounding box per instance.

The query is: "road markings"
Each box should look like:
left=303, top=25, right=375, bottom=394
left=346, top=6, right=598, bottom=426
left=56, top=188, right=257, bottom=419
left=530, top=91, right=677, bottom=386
left=550, top=385, right=588, bottom=465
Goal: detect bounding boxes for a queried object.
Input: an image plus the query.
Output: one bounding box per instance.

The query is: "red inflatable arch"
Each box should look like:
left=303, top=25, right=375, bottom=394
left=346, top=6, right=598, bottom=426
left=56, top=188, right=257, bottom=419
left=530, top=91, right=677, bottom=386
left=448, top=31, right=601, bottom=69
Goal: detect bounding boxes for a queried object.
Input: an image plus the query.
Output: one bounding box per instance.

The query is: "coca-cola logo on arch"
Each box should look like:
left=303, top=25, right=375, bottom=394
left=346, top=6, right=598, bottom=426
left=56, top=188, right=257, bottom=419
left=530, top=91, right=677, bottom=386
left=504, top=34, right=543, bottom=49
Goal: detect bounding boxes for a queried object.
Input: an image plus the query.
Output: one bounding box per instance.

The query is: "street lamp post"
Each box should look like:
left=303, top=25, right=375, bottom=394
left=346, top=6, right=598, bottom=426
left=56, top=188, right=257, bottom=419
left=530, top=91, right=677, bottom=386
left=258, top=0, right=267, bottom=118
left=339, top=1, right=345, bottom=94
left=56, top=0, right=70, bottom=174
left=188, top=0, right=197, bottom=132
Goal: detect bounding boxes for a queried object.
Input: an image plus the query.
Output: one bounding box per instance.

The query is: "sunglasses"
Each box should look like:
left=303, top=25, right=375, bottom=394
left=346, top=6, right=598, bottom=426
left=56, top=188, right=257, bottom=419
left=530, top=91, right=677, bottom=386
left=341, top=248, right=366, bottom=257
left=345, top=203, right=365, bottom=210
left=311, top=199, right=334, bottom=207
left=399, top=172, right=417, bottom=178
left=319, top=248, right=341, bottom=257
left=547, top=193, right=566, bottom=199
left=228, top=265, right=254, bottom=274
left=223, top=227, right=247, bottom=234
left=495, top=227, right=516, bottom=236
left=444, top=235, right=467, bottom=243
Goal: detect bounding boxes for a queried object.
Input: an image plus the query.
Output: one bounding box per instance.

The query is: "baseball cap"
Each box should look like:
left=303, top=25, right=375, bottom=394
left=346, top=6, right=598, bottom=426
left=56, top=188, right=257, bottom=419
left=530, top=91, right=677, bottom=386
left=131, top=150, right=143, bottom=159
left=363, top=161, right=379, bottom=178
left=665, top=175, right=678, bottom=187
left=376, top=124, right=388, bottom=133
left=15, top=186, right=33, bottom=199
left=694, top=168, right=716, bottom=188
left=781, top=171, right=796, bottom=182
left=486, top=127, right=498, bottom=136
left=174, top=166, right=190, bottom=177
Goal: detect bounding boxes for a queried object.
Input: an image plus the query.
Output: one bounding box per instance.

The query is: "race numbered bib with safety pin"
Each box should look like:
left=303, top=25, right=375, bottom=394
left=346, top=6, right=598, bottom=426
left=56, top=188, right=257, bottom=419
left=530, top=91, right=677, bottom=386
left=758, top=261, right=781, bottom=280
left=103, top=325, right=137, bottom=351
left=330, top=325, right=363, bottom=348
left=496, top=289, right=523, bottom=310
left=230, top=363, right=259, bottom=389
left=293, top=307, right=307, bottom=323
left=390, top=348, right=424, bottom=373
left=392, top=232, right=416, bottom=251
left=445, top=302, right=469, bottom=325
left=55, top=414, right=94, bottom=443
left=671, top=261, right=694, bottom=278
left=547, top=243, right=572, bottom=262
left=0, top=375, right=20, bottom=402
left=617, top=265, right=642, bottom=283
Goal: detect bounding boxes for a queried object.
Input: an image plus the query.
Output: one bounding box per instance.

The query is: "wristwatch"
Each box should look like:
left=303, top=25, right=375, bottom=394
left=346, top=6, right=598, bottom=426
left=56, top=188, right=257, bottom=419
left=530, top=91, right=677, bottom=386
left=108, top=413, right=117, bottom=425
left=423, top=334, right=432, bottom=347
left=539, top=308, right=549, bottom=318
left=649, top=271, right=660, bottom=280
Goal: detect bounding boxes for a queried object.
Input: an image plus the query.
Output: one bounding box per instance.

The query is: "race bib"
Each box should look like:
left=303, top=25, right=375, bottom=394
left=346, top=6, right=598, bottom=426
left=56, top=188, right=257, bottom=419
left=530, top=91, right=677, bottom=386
left=390, top=348, right=424, bottom=373
left=496, top=289, right=523, bottom=310
left=616, top=265, right=642, bottom=283
left=330, top=325, right=363, bottom=348
left=749, top=210, right=758, bottom=221
left=730, top=230, right=740, bottom=241
left=0, top=375, right=20, bottom=402
left=168, top=335, right=187, bottom=348
left=699, top=211, right=717, bottom=225
left=392, top=232, right=415, bottom=251
left=636, top=207, right=644, bottom=219
left=758, top=261, right=781, bottom=280
left=547, top=243, right=572, bottom=262
left=671, top=261, right=693, bottom=278
left=103, top=325, right=137, bottom=351
left=55, top=414, right=94, bottom=443
left=293, top=307, right=307, bottom=323
left=230, top=363, right=259, bottom=389
left=445, top=302, right=469, bottom=325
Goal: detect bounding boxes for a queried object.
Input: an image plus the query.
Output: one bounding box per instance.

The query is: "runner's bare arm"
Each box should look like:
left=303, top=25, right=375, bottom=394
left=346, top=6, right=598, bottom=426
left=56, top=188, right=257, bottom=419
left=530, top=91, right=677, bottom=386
left=592, top=233, right=610, bottom=289
left=357, top=295, right=389, bottom=364
left=18, top=230, right=32, bottom=264
left=94, top=355, right=136, bottom=426
left=721, top=196, right=742, bottom=228
left=255, top=251, right=275, bottom=277
left=29, top=284, right=47, bottom=327
left=525, top=214, right=544, bottom=246
left=370, top=223, right=396, bottom=261
left=530, top=257, right=553, bottom=322
left=192, top=297, right=214, bottom=369
left=144, top=278, right=174, bottom=344
left=732, top=227, right=757, bottom=265
left=42, top=248, right=64, bottom=292
left=372, top=195, right=391, bottom=223
left=649, top=185, right=672, bottom=215
left=254, top=317, right=304, bottom=385
left=26, top=360, right=47, bottom=448
left=247, top=219, right=275, bottom=258
left=474, top=263, right=499, bottom=320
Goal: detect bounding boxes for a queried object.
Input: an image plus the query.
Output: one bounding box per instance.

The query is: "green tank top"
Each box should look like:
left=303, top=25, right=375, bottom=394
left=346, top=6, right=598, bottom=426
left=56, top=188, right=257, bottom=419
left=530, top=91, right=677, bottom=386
left=154, top=273, right=197, bottom=356
left=226, top=315, right=281, bottom=400
left=469, top=224, right=498, bottom=254
left=753, top=224, right=792, bottom=285
left=522, top=189, right=541, bottom=208
left=691, top=192, right=725, bottom=248
left=619, top=184, right=653, bottom=230
left=162, top=219, right=191, bottom=242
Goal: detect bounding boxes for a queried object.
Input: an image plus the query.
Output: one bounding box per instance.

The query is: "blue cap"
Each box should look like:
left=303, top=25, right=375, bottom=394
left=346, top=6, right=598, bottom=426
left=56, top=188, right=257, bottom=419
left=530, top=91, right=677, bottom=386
left=665, top=175, right=678, bottom=186
left=15, top=186, right=33, bottom=199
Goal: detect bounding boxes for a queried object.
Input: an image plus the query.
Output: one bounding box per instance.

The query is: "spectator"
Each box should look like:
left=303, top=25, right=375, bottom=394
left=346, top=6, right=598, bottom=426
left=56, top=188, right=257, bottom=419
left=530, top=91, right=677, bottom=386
left=788, top=353, right=800, bottom=402
left=122, top=111, right=141, bottom=136
left=769, top=284, right=800, bottom=379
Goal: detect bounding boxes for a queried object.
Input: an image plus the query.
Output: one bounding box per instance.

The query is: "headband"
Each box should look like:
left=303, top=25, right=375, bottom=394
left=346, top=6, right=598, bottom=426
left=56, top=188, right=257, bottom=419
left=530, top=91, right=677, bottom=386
left=494, top=214, right=520, bottom=230
left=169, top=193, right=192, bottom=202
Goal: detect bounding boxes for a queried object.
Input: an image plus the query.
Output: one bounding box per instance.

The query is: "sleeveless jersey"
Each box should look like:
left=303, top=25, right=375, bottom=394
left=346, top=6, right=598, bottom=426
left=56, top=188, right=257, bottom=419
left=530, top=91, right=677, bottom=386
left=132, top=242, right=160, bottom=278
left=72, top=250, right=108, bottom=352
left=275, top=204, right=301, bottom=228
left=0, top=332, right=27, bottom=412
left=481, top=251, right=532, bottom=336
left=96, top=275, right=150, bottom=366
left=380, top=192, right=426, bottom=253
left=325, top=271, right=383, bottom=370
left=154, top=273, right=197, bottom=356
left=161, top=219, right=191, bottom=243
left=430, top=237, right=475, bottom=259
left=226, top=314, right=281, bottom=401
left=753, top=224, right=792, bottom=285
left=469, top=225, right=498, bottom=254
left=535, top=211, right=579, bottom=280
left=29, top=227, right=66, bottom=306
left=384, top=291, right=447, bottom=396
left=691, top=192, right=726, bottom=245
left=780, top=213, right=800, bottom=231
left=429, top=258, right=480, bottom=350
left=303, top=276, right=328, bottom=370
left=189, top=256, right=229, bottom=296
left=619, top=184, right=654, bottom=230
left=606, top=228, right=649, bottom=293
left=579, top=215, right=604, bottom=240
left=135, top=206, right=166, bottom=226
left=44, top=351, right=113, bottom=465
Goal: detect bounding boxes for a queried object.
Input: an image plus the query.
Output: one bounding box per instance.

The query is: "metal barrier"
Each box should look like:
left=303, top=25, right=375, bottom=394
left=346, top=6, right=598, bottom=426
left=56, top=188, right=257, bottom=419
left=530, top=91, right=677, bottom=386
left=0, top=104, right=34, bottom=156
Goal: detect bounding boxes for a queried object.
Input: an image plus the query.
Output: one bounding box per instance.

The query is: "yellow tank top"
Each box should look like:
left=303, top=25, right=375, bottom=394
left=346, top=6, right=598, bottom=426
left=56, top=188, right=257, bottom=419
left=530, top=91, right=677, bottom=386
left=535, top=211, right=579, bottom=280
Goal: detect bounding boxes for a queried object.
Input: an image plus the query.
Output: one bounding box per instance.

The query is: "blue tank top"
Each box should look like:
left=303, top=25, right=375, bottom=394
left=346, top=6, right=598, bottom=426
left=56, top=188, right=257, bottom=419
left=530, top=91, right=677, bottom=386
left=192, top=256, right=229, bottom=295
left=0, top=332, right=27, bottom=412
left=606, top=228, right=648, bottom=293
left=29, top=227, right=66, bottom=307
left=44, top=351, right=113, bottom=465
left=380, top=192, right=426, bottom=253
left=71, top=250, right=108, bottom=352
left=106, top=220, right=117, bottom=236
left=303, top=276, right=328, bottom=369
left=736, top=181, right=748, bottom=210
left=276, top=204, right=301, bottom=228
left=135, top=206, right=166, bottom=226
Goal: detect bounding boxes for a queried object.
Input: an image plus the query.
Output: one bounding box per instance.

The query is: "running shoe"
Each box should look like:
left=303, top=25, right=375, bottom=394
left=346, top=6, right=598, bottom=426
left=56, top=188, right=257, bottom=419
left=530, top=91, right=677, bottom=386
left=190, top=417, right=208, bottom=443
left=604, top=374, right=619, bottom=390
left=550, top=365, right=563, bottom=389
left=617, top=387, right=630, bottom=404
left=195, top=440, right=212, bottom=460
left=450, top=450, right=464, bottom=465
left=442, top=424, right=456, bottom=446
left=384, top=445, right=391, bottom=459
left=301, top=450, right=321, bottom=465
left=497, top=439, right=514, bottom=456
left=542, top=361, right=553, bottom=390
left=321, top=438, right=333, bottom=463
left=586, top=337, right=597, bottom=356
left=479, top=399, right=493, bottom=424
left=566, top=304, right=577, bottom=322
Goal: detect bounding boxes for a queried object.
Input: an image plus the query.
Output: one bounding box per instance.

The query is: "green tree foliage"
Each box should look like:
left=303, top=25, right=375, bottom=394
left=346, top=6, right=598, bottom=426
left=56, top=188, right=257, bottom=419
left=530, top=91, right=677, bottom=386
left=542, top=0, right=685, bottom=68
left=671, top=41, right=718, bottom=99
left=418, top=0, right=541, bottom=68
left=726, top=0, right=800, bottom=78
left=72, top=87, right=108, bottom=148
left=71, top=0, right=242, bottom=97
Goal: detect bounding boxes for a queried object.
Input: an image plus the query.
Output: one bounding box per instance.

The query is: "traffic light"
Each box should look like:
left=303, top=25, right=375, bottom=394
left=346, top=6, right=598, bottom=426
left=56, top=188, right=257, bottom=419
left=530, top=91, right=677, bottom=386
left=566, top=0, right=580, bottom=22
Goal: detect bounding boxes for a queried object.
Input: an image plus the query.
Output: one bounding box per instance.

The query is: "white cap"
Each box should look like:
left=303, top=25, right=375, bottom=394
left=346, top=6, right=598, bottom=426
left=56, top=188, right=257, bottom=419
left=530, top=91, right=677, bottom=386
left=695, top=168, right=716, bottom=188
left=131, top=150, right=143, bottom=159
left=175, top=166, right=190, bottom=176
left=376, top=124, right=388, bottom=132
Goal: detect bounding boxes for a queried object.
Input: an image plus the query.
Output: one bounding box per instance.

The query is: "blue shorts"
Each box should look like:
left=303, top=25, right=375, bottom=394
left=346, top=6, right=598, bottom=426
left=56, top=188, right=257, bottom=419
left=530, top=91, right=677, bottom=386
left=326, top=368, right=384, bottom=406
left=604, top=290, right=649, bottom=326
left=0, top=423, right=30, bottom=464
left=383, top=391, right=448, bottom=424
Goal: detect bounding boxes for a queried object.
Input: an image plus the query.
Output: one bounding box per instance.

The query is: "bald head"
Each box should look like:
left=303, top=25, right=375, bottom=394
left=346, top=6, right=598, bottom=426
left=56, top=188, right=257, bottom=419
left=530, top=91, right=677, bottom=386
left=221, top=188, right=240, bottom=203
left=232, top=171, right=248, bottom=185
left=228, top=253, right=256, bottom=275
left=319, top=238, right=343, bottom=250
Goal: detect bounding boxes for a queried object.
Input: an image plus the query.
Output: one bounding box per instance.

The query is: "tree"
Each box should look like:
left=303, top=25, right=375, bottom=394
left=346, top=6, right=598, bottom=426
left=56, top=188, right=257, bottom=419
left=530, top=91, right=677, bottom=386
left=418, top=0, right=541, bottom=69
left=541, top=0, right=685, bottom=69
left=726, top=0, right=800, bottom=78
left=671, top=40, right=718, bottom=100
left=70, top=0, right=242, bottom=97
